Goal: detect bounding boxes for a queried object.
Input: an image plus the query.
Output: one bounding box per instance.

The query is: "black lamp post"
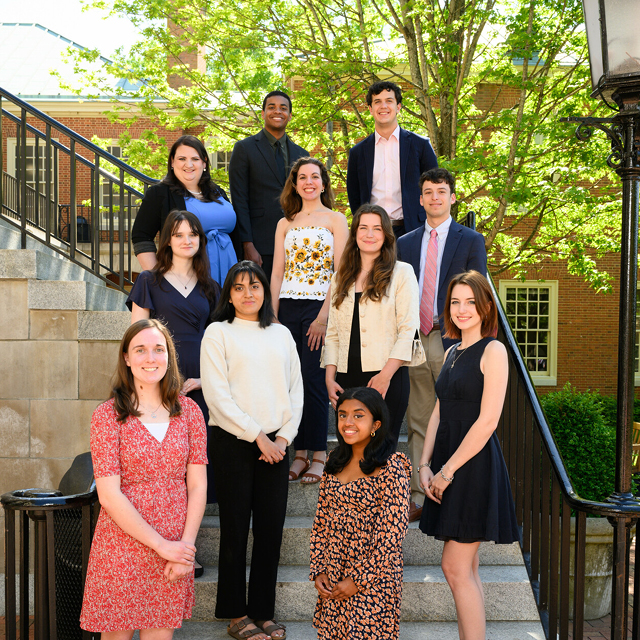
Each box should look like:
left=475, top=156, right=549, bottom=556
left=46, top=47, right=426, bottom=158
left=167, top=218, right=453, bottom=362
left=562, top=2, right=640, bottom=638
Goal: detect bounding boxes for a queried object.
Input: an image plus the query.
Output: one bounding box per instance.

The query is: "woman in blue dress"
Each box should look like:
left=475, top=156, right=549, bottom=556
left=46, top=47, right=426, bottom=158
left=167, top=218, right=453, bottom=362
left=127, top=210, right=221, bottom=515
left=131, top=135, right=238, bottom=284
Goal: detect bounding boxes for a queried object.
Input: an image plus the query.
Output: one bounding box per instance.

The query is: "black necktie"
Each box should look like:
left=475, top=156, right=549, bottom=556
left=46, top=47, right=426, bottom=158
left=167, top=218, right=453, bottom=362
left=275, top=140, right=286, bottom=184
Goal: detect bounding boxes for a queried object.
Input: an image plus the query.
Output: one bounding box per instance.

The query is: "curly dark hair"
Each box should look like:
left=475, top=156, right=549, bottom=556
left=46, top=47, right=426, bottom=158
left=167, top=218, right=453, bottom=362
left=161, top=135, right=223, bottom=203
left=325, top=387, right=395, bottom=476
left=280, top=157, right=335, bottom=220
left=366, top=80, right=402, bottom=106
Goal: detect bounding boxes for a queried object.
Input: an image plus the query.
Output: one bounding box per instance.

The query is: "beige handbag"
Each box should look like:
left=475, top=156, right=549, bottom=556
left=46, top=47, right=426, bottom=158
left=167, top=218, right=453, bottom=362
left=409, top=330, right=426, bottom=366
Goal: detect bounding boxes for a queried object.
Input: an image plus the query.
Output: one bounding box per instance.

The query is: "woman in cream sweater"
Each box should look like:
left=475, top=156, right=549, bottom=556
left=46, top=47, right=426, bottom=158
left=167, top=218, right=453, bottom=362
left=201, top=260, right=302, bottom=640
left=323, top=204, right=422, bottom=444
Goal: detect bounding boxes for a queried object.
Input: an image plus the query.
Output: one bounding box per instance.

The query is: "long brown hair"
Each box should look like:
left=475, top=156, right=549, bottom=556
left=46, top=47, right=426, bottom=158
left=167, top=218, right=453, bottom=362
left=443, top=270, right=498, bottom=340
left=154, top=210, right=220, bottom=304
left=109, top=319, right=183, bottom=422
left=280, top=157, right=335, bottom=220
left=333, top=204, right=396, bottom=308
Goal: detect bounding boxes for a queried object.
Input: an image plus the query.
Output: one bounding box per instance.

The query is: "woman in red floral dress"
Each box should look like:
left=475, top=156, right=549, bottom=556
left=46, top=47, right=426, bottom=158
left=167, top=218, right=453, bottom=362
left=80, top=318, right=208, bottom=639
left=309, top=387, right=411, bottom=640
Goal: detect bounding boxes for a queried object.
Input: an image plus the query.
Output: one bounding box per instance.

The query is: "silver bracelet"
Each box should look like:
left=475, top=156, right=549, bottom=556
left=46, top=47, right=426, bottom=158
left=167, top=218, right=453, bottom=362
left=440, top=466, right=454, bottom=483
left=417, top=462, right=431, bottom=472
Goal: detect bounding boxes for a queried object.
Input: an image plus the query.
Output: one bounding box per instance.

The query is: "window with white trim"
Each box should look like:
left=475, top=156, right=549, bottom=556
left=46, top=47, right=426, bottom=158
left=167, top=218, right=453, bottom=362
left=211, top=150, right=232, bottom=171
left=499, top=280, right=559, bottom=386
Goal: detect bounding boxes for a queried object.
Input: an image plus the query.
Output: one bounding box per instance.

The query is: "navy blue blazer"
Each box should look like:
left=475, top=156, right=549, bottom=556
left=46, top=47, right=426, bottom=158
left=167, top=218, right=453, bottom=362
left=346, top=128, right=438, bottom=232
left=397, top=219, right=487, bottom=348
left=229, top=130, right=308, bottom=256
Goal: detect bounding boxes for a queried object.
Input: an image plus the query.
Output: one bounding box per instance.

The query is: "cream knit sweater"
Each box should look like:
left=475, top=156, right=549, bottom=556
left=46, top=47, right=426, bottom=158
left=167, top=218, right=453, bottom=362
left=200, top=317, right=303, bottom=445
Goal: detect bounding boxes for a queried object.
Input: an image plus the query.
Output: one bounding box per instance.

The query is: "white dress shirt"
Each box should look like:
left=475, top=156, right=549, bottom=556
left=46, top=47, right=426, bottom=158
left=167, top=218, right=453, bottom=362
left=370, top=125, right=402, bottom=221
left=418, top=216, right=453, bottom=321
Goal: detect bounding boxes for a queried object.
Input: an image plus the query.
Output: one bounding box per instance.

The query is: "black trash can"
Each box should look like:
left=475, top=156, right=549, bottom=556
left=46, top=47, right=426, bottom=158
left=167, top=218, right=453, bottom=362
left=1, top=453, right=99, bottom=640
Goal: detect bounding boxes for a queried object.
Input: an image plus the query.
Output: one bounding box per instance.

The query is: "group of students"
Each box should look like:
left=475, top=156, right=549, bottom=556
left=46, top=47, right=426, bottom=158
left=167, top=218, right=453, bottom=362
left=78, top=85, right=518, bottom=640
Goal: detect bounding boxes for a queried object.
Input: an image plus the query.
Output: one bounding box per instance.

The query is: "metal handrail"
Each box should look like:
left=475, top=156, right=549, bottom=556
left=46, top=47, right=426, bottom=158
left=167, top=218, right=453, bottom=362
left=460, top=211, right=640, bottom=639
left=0, top=85, right=158, bottom=290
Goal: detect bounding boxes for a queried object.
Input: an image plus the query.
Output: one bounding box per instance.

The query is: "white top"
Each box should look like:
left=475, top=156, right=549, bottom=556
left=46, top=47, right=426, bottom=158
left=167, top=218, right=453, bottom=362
left=200, top=317, right=303, bottom=445
left=419, top=215, right=453, bottom=321
left=371, top=125, right=402, bottom=221
left=281, top=226, right=334, bottom=300
left=140, top=421, right=170, bottom=443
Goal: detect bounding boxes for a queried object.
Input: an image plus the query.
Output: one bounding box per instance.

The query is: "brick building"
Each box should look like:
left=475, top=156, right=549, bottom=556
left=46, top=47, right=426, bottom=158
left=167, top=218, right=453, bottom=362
left=1, top=21, right=632, bottom=397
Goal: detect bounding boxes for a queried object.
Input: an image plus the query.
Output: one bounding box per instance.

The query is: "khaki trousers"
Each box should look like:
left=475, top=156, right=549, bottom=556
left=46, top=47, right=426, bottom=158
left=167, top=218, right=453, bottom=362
left=406, top=328, right=445, bottom=504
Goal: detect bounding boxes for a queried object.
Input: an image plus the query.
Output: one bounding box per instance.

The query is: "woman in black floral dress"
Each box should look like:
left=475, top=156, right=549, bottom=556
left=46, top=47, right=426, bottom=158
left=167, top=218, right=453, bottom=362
left=309, top=387, right=411, bottom=640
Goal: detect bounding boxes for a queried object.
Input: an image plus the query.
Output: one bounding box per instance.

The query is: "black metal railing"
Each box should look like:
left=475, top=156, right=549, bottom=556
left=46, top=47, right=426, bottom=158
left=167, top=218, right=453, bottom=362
left=460, top=212, right=640, bottom=639
left=0, top=86, right=158, bottom=290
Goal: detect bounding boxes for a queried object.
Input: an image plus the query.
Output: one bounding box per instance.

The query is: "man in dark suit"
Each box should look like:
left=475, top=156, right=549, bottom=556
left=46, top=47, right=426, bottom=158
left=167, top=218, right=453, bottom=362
left=346, top=81, right=438, bottom=238
left=397, top=168, right=487, bottom=521
left=229, top=90, right=308, bottom=280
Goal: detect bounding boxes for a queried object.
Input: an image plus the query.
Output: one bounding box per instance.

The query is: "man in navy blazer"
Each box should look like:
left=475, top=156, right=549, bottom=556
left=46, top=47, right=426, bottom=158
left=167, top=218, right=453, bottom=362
left=397, top=168, right=487, bottom=521
left=346, top=81, right=438, bottom=237
left=229, top=91, right=308, bottom=280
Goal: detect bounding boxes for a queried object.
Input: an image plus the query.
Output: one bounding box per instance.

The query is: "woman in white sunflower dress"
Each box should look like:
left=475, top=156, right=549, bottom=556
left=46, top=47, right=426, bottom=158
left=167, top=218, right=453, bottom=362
left=271, top=157, right=349, bottom=484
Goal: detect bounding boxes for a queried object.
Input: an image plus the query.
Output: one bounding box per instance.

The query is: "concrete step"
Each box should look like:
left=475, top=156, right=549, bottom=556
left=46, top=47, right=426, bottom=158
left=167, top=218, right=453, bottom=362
left=196, top=517, right=522, bottom=567
left=173, top=619, right=545, bottom=639
left=191, top=564, right=539, bottom=622
left=27, top=279, right=127, bottom=311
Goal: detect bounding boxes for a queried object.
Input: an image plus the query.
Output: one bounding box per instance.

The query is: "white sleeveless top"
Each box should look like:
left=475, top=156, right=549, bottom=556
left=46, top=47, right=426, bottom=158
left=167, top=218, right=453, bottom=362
left=281, top=227, right=334, bottom=300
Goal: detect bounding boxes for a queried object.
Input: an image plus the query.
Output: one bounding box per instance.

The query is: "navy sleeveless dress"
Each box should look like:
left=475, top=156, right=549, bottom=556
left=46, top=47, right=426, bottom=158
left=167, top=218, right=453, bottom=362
left=420, top=337, right=519, bottom=544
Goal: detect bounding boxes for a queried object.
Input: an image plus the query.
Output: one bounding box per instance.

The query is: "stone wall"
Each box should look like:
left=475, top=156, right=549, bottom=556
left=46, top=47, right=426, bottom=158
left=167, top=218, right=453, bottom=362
left=0, top=275, right=129, bottom=572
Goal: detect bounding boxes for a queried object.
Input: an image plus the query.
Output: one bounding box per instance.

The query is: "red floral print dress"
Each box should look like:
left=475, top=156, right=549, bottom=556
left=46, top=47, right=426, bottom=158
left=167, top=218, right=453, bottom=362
left=80, top=396, right=208, bottom=632
left=309, top=452, right=411, bottom=640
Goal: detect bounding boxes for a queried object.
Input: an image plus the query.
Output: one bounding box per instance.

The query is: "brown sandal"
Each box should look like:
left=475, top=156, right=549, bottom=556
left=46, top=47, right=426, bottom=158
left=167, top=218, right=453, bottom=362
left=254, top=619, right=287, bottom=639
left=227, top=617, right=267, bottom=639
left=300, top=457, right=325, bottom=485
left=288, top=455, right=310, bottom=481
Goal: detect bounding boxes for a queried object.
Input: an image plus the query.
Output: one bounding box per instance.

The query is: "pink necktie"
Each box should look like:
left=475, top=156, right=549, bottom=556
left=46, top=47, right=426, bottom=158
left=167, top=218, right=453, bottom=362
left=420, top=229, right=438, bottom=335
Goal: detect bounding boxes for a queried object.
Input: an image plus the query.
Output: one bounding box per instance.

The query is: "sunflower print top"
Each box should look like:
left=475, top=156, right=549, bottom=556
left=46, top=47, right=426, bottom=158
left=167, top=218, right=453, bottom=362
left=281, top=226, right=334, bottom=299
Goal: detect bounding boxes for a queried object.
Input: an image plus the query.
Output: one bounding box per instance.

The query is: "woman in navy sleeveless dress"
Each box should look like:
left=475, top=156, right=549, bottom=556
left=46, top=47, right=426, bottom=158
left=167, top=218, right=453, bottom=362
left=127, top=210, right=220, bottom=507
left=418, top=270, right=518, bottom=640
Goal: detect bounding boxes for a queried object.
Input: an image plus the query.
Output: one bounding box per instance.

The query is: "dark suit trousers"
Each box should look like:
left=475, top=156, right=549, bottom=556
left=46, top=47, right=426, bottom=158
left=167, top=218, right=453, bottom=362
left=211, top=426, right=288, bottom=620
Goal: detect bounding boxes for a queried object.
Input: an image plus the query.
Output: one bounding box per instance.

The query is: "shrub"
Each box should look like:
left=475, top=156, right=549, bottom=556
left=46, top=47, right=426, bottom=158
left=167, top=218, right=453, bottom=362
left=540, top=383, right=616, bottom=503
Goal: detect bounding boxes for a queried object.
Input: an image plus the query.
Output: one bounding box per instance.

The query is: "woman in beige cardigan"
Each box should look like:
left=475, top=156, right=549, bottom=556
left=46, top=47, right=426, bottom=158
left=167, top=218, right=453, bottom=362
left=322, top=204, right=423, bottom=444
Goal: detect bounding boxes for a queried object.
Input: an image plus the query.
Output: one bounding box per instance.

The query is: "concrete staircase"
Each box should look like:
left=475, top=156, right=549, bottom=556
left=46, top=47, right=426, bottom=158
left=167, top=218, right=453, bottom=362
left=184, top=420, right=545, bottom=639
left=0, top=220, right=545, bottom=637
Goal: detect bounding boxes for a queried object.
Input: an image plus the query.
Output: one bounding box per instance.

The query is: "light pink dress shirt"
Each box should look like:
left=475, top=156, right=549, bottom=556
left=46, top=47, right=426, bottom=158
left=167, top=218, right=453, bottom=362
left=370, top=125, right=402, bottom=221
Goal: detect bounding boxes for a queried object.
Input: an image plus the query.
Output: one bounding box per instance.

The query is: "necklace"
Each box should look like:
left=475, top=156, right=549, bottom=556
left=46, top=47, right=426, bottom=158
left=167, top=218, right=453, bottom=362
left=187, top=189, right=202, bottom=195
left=169, top=269, right=195, bottom=290
left=450, top=346, right=468, bottom=368
left=140, top=400, right=163, bottom=418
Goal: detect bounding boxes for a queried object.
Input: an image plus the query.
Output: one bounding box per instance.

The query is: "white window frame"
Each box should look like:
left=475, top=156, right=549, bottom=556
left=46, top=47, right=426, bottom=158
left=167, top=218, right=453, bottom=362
left=499, top=279, right=559, bottom=386
left=210, top=149, right=232, bottom=172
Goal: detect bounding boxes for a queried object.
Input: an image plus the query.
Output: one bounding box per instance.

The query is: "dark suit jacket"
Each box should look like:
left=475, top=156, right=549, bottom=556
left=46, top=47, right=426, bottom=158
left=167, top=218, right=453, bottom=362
left=346, top=128, right=438, bottom=232
left=397, top=219, right=487, bottom=348
left=229, top=129, right=308, bottom=256
left=131, top=182, right=240, bottom=257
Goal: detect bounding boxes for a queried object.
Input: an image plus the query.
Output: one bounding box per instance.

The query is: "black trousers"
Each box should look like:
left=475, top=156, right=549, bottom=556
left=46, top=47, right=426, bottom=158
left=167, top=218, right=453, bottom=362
left=336, top=366, right=409, bottom=444
left=210, top=426, right=288, bottom=620
left=278, top=298, right=329, bottom=451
